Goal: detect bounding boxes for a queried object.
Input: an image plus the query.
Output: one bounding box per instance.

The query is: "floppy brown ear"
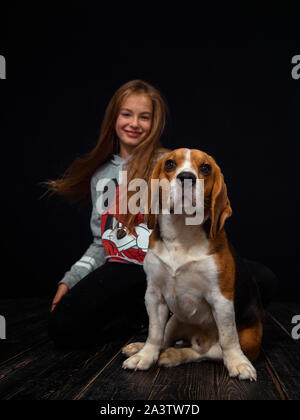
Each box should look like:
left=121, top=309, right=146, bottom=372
left=143, top=158, right=164, bottom=230
left=209, top=165, right=232, bottom=239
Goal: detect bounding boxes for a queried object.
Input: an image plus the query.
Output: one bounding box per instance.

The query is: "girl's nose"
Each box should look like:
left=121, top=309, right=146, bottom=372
left=129, top=116, right=139, bottom=128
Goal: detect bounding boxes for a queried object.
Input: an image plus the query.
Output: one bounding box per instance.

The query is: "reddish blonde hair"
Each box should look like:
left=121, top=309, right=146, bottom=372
left=43, top=80, right=170, bottom=231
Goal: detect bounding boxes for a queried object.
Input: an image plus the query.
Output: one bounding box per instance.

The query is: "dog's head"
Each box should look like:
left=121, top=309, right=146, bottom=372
left=145, top=148, right=232, bottom=239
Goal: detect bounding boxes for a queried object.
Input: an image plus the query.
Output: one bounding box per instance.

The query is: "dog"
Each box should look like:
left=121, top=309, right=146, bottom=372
left=122, top=148, right=264, bottom=381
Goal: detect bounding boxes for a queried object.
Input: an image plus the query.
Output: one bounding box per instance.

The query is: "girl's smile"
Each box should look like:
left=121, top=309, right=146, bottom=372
left=124, top=130, right=142, bottom=138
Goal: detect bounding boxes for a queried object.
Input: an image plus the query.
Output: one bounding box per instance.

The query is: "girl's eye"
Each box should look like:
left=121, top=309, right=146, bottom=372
left=122, top=113, right=130, bottom=117
left=165, top=159, right=176, bottom=172
left=141, top=115, right=150, bottom=120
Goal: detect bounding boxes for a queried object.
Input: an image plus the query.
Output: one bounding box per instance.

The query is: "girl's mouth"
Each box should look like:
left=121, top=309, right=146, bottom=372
left=125, top=130, right=141, bottom=138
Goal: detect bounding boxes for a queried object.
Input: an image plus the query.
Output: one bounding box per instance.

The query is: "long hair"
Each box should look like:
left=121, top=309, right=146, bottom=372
left=43, top=80, right=170, bottom=230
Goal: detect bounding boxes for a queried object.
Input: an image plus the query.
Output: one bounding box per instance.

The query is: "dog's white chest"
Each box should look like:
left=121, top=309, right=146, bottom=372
left=144, top=232, right=218, bottom=324
left=154, top=240, right=209, bottom=274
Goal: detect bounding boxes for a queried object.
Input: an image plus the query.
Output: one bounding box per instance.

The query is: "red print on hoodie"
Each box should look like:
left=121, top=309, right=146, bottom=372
left=101, top=185, right=151, bottom=264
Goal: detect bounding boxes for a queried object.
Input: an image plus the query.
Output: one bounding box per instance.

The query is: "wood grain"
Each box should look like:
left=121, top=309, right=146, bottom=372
left=0, top=299, right=299, bottom=400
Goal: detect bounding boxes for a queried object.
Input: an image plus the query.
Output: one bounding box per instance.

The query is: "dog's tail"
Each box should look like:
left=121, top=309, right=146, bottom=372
left=243, top=259, right=279, bottom=309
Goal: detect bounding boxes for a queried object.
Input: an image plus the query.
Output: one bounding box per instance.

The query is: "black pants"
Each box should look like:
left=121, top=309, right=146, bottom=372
left=48, top=260, right=278, bottom=349
left=48, top=262, right=148, bottom=348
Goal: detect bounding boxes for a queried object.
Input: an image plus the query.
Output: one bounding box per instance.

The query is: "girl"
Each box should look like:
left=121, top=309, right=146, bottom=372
left=46, top=80, right=278, bottom=349
left=47, top=80, right=170, bottom=347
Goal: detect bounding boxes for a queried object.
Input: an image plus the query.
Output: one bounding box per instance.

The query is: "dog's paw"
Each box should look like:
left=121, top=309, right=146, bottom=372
left=122, top=352, right=156, bottom=371
left=122, top=342, right=145, bottom=357
left=158, top=347, right=182, bottom=368
left=226, top=358, right=257, bottom=381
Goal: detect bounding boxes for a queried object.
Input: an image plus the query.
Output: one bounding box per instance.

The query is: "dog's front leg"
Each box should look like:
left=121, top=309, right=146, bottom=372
left=207, top=291, right=257, bottom=381
left=122, top=286, right=169, bottom=371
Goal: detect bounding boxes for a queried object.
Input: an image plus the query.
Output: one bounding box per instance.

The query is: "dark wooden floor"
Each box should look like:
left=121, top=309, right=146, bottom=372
left=0, top=299, right=299, bottom=400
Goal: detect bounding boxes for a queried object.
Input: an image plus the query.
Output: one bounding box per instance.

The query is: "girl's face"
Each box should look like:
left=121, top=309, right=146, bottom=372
left=115, top=93, right=153, bottom=158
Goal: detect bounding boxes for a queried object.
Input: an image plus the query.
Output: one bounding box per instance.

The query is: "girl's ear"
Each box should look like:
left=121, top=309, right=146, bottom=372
left=209, top=165, right=232, bottom=240
left=143, top=158, right=164, bottom=230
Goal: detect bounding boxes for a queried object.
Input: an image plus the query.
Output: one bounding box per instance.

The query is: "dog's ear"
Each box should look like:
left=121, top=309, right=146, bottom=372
left=143, top=158, right=164, bottom=230
left=209, top=165, right=232, bottom=239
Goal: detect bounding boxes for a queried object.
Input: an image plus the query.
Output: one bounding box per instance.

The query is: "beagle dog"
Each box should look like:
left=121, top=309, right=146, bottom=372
left=122, top=148, right=264, bottom=381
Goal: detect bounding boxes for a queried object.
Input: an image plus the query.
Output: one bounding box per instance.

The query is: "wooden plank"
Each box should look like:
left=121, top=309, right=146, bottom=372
left=1, top=299, right=297, bottom=401
left=73, top=333, right=163, bottom=400
left=0, top=335, right=132, bottom=400
left=262, top=312, right=300, bottom=400
left=0, top=298, right=50, bottom=359
left=0, top=299, right=50, bottom=371
left=48, top=337, right=135, bottom=400
left=0, top=340, right=62, bottom=399
left=0, top=310, right=50, bottom=364
left=148, top=352, right=281, bottom=400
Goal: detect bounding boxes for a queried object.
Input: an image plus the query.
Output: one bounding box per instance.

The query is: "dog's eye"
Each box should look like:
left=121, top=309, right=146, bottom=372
left=199, top=164, right=211, bottom=176
left=165, top=159, right=176, bottom=172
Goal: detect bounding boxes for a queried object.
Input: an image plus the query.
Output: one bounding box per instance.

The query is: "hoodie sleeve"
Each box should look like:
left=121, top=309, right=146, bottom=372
left=58, top=173, right=107, bottom=290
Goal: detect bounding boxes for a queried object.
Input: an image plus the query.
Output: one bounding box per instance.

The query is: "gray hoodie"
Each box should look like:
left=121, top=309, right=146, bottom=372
left=59, top=154, right=152, bottom=289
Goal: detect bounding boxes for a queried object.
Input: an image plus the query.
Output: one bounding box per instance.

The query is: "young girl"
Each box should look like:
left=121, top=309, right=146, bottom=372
left=47, top=80, right=170, bottom=347
left=47, top=80, right=278, bottom=349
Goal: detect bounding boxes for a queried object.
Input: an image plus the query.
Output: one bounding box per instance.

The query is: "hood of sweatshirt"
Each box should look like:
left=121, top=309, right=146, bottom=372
left=111, top=154, right=130, bottom=167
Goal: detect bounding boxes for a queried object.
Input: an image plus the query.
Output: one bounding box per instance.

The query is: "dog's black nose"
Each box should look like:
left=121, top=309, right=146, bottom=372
left=177, top=172, right=196, bottom=185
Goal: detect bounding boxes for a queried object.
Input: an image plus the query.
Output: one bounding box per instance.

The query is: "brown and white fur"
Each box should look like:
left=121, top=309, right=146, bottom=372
left=122, top=148, right=264, bottom=381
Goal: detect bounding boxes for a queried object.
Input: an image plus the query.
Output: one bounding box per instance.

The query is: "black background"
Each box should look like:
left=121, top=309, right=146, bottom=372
left=2, top=3, right=300, bottom=299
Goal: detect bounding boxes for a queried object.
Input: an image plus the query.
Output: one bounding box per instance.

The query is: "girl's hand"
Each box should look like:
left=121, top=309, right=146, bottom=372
left=51, top=283, right=69, bottom=312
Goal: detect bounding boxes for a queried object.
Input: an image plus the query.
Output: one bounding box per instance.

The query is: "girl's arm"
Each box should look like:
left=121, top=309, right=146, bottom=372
left=57, top=173, right=107, bottom=290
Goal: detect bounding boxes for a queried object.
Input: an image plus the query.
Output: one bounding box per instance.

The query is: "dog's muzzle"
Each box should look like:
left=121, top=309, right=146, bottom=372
left=176, top=172, right=196, bottom=186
